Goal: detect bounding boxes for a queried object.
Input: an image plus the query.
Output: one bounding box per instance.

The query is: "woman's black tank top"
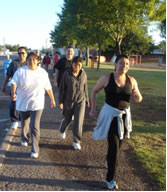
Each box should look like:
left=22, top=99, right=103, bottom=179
left=104, top=73, right=132, bottom=109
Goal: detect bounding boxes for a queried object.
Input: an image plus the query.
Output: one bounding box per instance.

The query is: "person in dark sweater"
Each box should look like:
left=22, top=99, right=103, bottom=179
left=89, top=55, right=143, bottom=190
left=54, top=46, right=74, bottom=88
left=58, top=56, right=89, bottom=150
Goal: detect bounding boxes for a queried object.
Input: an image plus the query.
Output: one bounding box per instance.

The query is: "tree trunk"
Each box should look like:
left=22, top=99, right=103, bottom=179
left=86, top=47, right=89, bottom=66
left=116, top=40, right=121, bottom=55
left=97, top=44, right=101, bottom=70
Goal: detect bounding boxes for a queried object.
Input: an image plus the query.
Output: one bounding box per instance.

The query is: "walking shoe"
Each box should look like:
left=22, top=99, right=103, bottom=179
left=31, top=152, right=39, bottom=158
left=73, top=142, right=81, bottom=150
left=106, top=180, right=118, bottom=190
left=60, top=132, right=66, bottom=139
left=11, top=122, right=19, bottom=129
left=105, top=160, right=108, bottom=168
left=21, top=141, right=28, bottom=147
left=18, top=121, right=22, bottom=128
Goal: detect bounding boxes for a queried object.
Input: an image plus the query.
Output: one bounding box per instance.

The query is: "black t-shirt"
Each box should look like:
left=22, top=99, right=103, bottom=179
left=104, top=73, right=132, bottom=109
left=55, top=57, right=72, bottom=87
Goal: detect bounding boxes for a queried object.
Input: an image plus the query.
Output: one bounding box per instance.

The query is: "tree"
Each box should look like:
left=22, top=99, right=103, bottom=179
left=160, top=19, right=166, bottom=39
left=50, top=0, right=164, bottom=69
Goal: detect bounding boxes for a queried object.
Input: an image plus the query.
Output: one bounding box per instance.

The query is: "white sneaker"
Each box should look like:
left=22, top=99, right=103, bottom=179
left=105, top=160, right=108, bottom=168
left=73, top=142, right=81, bottom=150
left=60, top=132, right=66, bottom=139
left=31, top=152, right=39, bottom=158
left=11, top=122, right=19, bottom=129
left=21, top=141, right=28, bottom=147
left=18, top=121, right=21, bottom=128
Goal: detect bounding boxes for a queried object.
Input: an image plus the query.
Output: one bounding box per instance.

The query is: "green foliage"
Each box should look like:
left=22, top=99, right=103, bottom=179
left=41, top=48, right=52, bottom=54
left=160, top=19, right=166, bottom=38
left=50, top=0, right=165, bottom=65
left=5, top=44, right=20, bottom=51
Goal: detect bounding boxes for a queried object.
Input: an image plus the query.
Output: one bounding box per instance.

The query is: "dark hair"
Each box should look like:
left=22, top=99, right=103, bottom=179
left=26, top=52, right=38, bottom=61
left=66, top=45, right=74, bottom=50
left=115, top=55, right=129, bottom=63
left=18, top=46, right=27, bottom=53
left=72, top=56, right=82, bottom=65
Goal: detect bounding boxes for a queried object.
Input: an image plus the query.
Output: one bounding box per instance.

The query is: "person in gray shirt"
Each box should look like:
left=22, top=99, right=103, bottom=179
left=58, top=56, right=89, bottom=150
left=2, top=47, right=27, bottom=129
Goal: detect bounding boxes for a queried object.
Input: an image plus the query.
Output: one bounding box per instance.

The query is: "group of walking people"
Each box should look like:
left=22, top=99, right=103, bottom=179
left=1, top=45, right=143, bottom=190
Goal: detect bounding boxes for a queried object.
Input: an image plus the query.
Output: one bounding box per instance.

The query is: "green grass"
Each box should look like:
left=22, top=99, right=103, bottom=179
left=84, top=63, right=166, bottom=190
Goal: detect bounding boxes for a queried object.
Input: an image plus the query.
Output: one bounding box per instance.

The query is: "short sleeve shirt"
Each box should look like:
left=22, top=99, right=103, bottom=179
left=11, top=66, right=52, bottom=111
left=6, top=59, right=26, bottom=78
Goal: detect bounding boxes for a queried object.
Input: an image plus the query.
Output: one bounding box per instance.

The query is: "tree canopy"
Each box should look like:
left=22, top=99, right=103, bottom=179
left=50, top=0, right=165, bottom=68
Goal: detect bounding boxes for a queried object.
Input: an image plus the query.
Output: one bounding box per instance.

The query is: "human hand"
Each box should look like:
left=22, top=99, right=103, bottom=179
left=54, top=82, right=58, bottom=87
left=51, top=100, right=56, bottom=108
left=86, top=103, right=90, bottom=108
left=2, top=85, right=6, bottom=92
left=11, top=93, right=17, bottom=101
left=132, top=89, right=142, bottom=103
left=59, top=103, right=63, bottom=110
left=89, top=110, right=96, bottom=117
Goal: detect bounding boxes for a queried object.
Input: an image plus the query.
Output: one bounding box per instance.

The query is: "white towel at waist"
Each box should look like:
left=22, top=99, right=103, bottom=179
left=92, top=103, right=132, bottom=140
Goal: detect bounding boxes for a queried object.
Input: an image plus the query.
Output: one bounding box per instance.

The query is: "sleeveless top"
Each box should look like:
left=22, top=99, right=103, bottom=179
left=104, top=73, right=132, bottom=109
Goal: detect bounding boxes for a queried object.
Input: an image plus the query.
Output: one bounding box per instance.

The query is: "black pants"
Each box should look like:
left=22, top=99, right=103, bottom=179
left=9, top=99, right=20, bottom=122
left=106, top=115, right=126, bottom=182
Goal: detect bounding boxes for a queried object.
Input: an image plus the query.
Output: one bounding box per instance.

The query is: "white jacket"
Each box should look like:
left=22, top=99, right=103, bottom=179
left=92, top=103, right=132, bottom=140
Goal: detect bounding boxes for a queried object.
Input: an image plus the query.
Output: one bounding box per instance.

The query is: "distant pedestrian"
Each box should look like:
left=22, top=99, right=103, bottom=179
left=1, top=47, right=27, bottom=129
left=53, top=51, right=60, bottom=76
left=42, top=53, right=51, bottom=72
left=11, top=52, right=56, bottom=158
left=3, top=55, right=12, bottom=76
left=54, top=45, right=74, bottom=88
left=35, top=49, right=42, bottom=67
left=89, top=55, right=143, bottom=190
left=58, top=56, right=89, bottom=150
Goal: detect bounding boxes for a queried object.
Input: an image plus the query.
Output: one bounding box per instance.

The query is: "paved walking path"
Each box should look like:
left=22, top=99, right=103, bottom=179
left=0, top=71, right=158, bottom=191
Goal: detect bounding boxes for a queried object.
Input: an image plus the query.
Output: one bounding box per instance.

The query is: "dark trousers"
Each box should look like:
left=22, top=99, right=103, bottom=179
left=53, top=65, right=56, bottom=73
left=59, top=101, right=85, bottom=144
left=20, top=110, right=43, bottom=153
left=106, top=115, right=126, bottom=182
left=9, top=100, right=20, bottom=122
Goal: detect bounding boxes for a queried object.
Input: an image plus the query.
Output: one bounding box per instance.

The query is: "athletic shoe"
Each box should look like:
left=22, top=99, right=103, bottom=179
left=73, top=142, right=81, bottom=150
left=105, top=160, right=108, bottom=168
left=18, top=121, right=22, bottom=128
left=21, top=141, right=28, bottom=147
left=60, top=132, right=66, bottom=139
left=11, top=122, right=19, bottom=129
left=31, top=152, right=39, bottom=158
left=106, top=180, right=118, bottom=190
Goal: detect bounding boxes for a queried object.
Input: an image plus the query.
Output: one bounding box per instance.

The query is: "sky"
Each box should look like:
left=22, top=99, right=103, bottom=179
left=0, top=0, right=63, bottom=50
left=0, top=0, right=164, bottom=50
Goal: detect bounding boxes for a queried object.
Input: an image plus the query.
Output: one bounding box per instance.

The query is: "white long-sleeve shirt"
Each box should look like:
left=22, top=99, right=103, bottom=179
left=93, top=103, right=132, bottom=140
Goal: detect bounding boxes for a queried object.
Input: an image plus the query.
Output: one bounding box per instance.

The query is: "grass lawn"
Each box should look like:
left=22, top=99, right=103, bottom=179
left=84, top=63, right=166, bottom=190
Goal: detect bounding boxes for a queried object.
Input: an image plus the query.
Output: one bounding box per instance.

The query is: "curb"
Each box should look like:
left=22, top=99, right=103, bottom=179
left=0, top=128, right=16, bottom=167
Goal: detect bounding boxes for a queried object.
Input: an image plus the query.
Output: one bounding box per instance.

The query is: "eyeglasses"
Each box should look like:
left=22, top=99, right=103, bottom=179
left=18, top=52, right=25, bottom=55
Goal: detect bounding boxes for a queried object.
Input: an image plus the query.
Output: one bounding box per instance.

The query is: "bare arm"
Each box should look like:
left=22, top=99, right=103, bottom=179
left=11, top=83, right=17, bottom=101
left=89, top=75, right=109, bottom=116
left=53, top=69, right=59, bottom=87
left=129, top=76, right=143, bottom=103
left=46, top=89, right=56, bottom=108
left=1, top=76, right=10, bottom=92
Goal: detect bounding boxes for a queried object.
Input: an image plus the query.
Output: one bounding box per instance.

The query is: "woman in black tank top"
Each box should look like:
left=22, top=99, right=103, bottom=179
left=89, top=55, right=143, bottom=190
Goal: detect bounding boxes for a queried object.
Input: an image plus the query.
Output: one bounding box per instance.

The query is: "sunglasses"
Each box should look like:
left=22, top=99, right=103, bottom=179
left=18, top=52, right=25, bottom=55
